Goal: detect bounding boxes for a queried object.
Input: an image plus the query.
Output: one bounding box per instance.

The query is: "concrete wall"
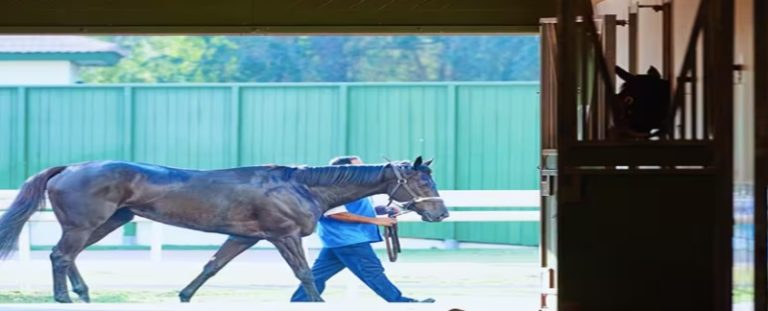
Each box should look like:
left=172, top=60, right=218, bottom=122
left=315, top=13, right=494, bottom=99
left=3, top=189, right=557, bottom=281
left=0, top=60, right=78, bottom=85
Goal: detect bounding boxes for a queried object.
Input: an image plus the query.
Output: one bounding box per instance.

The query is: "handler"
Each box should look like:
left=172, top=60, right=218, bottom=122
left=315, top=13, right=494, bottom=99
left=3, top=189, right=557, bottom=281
left=290, top=155, right=434, bottom=303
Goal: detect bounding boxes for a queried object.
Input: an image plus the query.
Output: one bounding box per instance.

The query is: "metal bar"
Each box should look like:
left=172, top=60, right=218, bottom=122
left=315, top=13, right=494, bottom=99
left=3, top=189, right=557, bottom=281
left=123, top=86, right=133, bottom=160
left=555, top=0, right=576, bottom=306
left=582, top=1, right=617, bottom=121
left=19, top=87, right=28, bottom=180
left=704, top=0, right=734, bottom=308
left=662, top=1, right=677, bottom=138
left=556, top=0, right=577, bottom=149
left=754, top=0, right=768, bottom=307
left=691, top=51, right=698, bottom=140
left=231, top=86, right=241, bottom=166
left=580, top=26, right=589, bottom=141
left=150, top=221, right=163, bottom=262
left=598, top=15, right=617, bottom=141
left=670, top=1, right=707, bottom=140
left=17, top=223, right=30, bottom=262
left=628, top=5, right=639, bottom=74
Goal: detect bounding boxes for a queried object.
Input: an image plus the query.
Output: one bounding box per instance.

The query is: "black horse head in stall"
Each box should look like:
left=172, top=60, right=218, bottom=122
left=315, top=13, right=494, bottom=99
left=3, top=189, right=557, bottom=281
left=610, top=65, right=671, bottom=139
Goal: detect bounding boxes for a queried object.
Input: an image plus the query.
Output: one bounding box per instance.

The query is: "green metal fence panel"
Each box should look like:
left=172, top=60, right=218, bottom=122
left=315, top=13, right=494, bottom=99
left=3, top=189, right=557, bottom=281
left=0, top=88, right=22, bottom=188
left=454, top=84, right=541, bottom=245
left=239, top=86, right=344, bottom=166
left=0, top=82, right=541, bottom=245
left=347, top=85, right=457, bottom=239
left=25, top=87, right=127, bottom=176
left=132, top=87, right=237, bottom=169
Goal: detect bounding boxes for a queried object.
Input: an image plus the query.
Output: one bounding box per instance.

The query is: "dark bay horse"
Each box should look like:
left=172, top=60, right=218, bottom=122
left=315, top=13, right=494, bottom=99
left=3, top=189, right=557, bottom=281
left=610, top=65, right=672, bottom=140
left=0, top=156, right=448, bottom=303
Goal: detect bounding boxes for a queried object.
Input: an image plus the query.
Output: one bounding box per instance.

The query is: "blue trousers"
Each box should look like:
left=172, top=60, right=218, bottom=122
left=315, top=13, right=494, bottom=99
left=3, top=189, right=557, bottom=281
left=290, top=242, right=415, bottom=302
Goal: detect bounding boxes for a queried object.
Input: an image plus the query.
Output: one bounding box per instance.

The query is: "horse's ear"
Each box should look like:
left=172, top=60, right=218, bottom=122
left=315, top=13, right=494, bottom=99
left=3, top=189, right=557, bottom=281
left=413, top=156, right=423, bottom=168
left=616, top=65, right=634, bottom=82
left=423, top=158, right=433, bottom=167
left=647, top=66, right=662, bottom=79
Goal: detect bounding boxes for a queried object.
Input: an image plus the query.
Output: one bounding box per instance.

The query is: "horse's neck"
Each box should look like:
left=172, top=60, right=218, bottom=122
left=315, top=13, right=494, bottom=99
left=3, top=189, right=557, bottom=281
left=312, top=183, right=388, bottom=210
left=299, top=165, right=393, bottom=210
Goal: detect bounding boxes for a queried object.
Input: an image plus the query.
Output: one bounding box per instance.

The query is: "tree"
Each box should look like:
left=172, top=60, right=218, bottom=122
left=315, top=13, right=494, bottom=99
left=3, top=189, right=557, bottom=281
left=80, top=35, right=540, bottom=83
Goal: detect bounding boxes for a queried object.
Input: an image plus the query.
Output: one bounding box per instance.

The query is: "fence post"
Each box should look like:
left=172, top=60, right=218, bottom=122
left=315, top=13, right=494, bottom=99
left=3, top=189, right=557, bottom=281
left=17, top=223, right=31, bottom=262
left=150, top=221, right=163, bottom=261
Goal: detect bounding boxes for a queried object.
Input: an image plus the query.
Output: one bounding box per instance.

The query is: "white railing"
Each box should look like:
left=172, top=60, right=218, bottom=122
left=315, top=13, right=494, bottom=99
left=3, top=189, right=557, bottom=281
left=0, top=190, right=540, bottom=262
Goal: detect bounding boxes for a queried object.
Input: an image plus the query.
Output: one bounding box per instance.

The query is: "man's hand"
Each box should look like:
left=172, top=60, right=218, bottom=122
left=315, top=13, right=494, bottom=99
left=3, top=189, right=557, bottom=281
left=375, top=205, right=401, bottom=216
left=374, top=217, right=397, bottom=227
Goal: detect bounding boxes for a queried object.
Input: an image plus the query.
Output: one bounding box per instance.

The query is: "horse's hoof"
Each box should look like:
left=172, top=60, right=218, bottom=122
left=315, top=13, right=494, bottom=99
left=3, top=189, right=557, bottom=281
left=54, top=295, right=73, bottom=303
left=179, top=294, right=191, bottom=303
left=73, top=289, right=90, bottom=303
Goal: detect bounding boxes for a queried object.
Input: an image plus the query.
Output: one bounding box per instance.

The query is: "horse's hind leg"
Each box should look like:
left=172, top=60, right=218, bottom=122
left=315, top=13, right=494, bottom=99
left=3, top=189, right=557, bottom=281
left=179, top=236, right=258, bottom=302
left=50, top=228, right=96, bottom=303
left=48, top=193, right=116, bottom=303
left=67, top=209, right=135, bottom=302
left=271, top=235, right=323, bottom=302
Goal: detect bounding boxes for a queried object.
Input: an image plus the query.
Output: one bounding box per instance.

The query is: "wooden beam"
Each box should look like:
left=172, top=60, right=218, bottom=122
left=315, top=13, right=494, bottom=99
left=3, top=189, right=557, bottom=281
left=0, top=0, right=555, bottom=34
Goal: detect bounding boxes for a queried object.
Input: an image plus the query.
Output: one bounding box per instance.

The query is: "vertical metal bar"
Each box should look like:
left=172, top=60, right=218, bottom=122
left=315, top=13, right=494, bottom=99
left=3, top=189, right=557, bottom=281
left=662, top=1, right=678, bottom=138
left=669, top=1, right=706, bottom=140
left=628, top=4, right=639, bottom=74
left=150, top=220, right=163, bottom=262
left=689, top=52, right=705, bottom=139
left=231, top=86, right=240, bottom=166
left=579, top=23, right=589, bottom=142
left=691, top=51, right=698, bottom=140
left=704, top=0, right=734, bottom=308
left=17, top=223, right=30, bottom=263
left=19, top=87, right=28, bottom=180
left=340, top=84, right=349, bottom=154
left=539, top=20, right=553, bottom=269
left=123, top=86, right=133, bottom=161
left=13, top=87, right=26, bottom=185
left=754, top=0, right=768, bottom=307
left=662, top=1, right=674, bottom=81
left=598, top=15, right=616, bottom=141
left=556, top=0, right=576, bottom=304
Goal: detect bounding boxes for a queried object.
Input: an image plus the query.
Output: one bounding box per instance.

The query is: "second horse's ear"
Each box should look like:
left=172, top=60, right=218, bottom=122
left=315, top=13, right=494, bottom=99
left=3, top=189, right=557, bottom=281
left=616, top=65, right=635, bottom=82
left=423, top=158, right=433, bottom=167
left=647, top=66, right=662, bottom=79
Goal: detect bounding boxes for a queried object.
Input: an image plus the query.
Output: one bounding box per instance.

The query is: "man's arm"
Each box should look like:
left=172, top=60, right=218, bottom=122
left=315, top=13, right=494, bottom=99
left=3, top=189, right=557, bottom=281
left=324, top=205, right=396, bottom=227
left=328, top=212, right=397, bottom=227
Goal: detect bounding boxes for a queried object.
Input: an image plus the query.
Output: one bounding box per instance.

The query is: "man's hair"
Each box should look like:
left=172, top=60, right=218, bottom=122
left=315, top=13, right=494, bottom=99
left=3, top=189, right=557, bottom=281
left=329, top=156, right=360, bottom=166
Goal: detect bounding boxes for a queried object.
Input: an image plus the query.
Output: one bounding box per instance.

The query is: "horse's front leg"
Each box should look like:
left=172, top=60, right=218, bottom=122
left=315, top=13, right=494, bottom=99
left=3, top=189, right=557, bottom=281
left=179, top=236, right=259, bottom=302
left=271, top=235, right=323, bottom=302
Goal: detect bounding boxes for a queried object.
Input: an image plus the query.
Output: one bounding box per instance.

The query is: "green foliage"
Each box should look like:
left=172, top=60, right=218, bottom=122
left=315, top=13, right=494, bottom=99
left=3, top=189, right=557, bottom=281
left=80, top=35, right=540, bottom=83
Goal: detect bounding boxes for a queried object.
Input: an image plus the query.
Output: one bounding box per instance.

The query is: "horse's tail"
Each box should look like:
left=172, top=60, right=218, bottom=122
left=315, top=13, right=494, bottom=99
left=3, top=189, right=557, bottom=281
left=0, top=166, right=67, bottom=259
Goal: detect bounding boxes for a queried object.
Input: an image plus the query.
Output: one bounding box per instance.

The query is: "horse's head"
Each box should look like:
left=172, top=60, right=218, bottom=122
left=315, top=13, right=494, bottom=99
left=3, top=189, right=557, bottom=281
left=614, top=65, right=671, bottom=135
left=386, top=156, right=449, bottom=222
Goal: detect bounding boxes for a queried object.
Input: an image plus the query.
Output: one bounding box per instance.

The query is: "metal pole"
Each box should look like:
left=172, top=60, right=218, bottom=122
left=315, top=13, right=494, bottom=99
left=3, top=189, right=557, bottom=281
left=628, top=3, right=639, bottom=73
left=754, top=0, right=768, bottom=307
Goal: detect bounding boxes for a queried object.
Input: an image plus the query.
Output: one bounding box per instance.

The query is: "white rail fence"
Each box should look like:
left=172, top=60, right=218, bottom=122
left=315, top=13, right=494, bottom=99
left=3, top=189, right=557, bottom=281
left=0, top=190, right=540, bottom=262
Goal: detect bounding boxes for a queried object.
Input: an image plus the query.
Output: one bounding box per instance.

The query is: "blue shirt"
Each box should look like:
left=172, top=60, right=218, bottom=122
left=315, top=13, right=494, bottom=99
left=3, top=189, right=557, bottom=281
left=316, top=198, right=383, bottom=248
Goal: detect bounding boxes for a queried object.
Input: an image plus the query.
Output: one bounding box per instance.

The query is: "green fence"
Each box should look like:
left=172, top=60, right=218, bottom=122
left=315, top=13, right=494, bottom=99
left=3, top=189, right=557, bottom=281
left=0, top=82, right=540, bottom=245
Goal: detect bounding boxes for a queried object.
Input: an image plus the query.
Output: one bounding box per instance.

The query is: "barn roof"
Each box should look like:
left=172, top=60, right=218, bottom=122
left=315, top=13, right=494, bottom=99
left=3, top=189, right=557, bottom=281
left=0, top=36, right=125, bottom=66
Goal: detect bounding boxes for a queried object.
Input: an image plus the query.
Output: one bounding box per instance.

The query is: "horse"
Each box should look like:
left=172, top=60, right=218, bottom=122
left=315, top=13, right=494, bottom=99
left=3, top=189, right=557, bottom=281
left=609, top=65, right=672, bottom=140
left=0, top=156, right=448, bottom=303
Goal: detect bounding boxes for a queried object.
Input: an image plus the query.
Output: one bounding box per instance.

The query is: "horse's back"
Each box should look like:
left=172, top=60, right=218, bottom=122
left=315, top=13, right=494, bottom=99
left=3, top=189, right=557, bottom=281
left=44, top=160, right=320, bottom=238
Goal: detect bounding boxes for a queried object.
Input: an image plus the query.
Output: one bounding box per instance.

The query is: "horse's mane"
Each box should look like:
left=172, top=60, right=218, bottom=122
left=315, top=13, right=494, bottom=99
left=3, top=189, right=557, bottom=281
left=291, top=163, right=393, bottom=187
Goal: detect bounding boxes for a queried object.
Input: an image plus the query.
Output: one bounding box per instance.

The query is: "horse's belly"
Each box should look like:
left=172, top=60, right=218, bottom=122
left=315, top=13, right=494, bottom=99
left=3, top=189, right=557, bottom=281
left=127, top=203, right=270, bottom=238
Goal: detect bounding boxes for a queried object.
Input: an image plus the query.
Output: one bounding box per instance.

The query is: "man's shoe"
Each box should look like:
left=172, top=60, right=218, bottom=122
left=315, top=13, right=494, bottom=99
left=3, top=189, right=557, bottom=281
left=419, top=298, right=436, bottom=303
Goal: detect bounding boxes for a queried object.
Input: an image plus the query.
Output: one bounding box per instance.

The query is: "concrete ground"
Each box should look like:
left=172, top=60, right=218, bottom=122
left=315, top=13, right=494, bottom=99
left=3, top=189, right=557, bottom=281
left=0, top=246, right=541, bottom=310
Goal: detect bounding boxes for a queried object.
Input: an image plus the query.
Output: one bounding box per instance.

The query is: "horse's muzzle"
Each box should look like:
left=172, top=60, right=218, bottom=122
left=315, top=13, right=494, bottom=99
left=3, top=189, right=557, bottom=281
left=423, top=210, right=449, bottom=222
